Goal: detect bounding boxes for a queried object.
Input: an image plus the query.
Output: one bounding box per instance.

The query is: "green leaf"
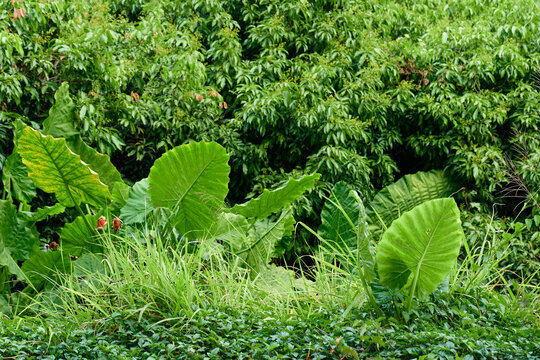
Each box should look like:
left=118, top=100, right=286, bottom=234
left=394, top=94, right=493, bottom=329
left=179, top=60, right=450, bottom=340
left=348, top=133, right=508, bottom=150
left=319, top=182, right=363, bottom=249
left=208, top=212, right=249, bottom=251
left=17, top=126, right=110, bottom=208
left=1, top=153, right=36, bottom=203
left=21, top=251, right=72, bottom=290
left=66, top=136, right=124, bottom=191
left=148, top=141, right=230, bottom=239
left=244, top=208, right=294, bottom=273
left=20, top=203, right=66, bottom=223
left=231, top=173, right=320, bottom=219
left=111, top=181, right=130, bottom=211
left=0, top=249, right=25, bottom=280
left=375, top=198, right=463, bottom=302
left=318, top=182, right=374, bottom=281
left=42, top=82, right=78, bottom=138
left=120, top=178, right=152, bottom=225
left=0, top=200, right=40, bottom=262
left=60, top=214, right=102, bottom=256
left=367, top=170, right=458, bottom=241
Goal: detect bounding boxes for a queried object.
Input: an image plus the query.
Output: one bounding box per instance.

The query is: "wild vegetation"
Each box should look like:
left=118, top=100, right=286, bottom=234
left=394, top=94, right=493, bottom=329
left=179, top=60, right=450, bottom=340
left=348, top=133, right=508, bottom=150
left=1, top=0, right=539, bottom=358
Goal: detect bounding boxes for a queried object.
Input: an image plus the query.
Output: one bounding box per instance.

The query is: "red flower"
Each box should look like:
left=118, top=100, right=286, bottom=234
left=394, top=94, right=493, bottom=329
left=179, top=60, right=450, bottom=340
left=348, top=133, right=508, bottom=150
left=113, top=217, right=122, bottom=232
left=97, top=216, right=107, bottom=230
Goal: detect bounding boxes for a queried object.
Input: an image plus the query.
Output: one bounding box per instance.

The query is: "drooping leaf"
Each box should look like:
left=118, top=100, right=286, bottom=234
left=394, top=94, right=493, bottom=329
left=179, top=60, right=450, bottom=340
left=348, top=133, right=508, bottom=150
left=375, top=198, right=463, bottom=301
left=208, top=212, right=249, bottom=251
left=0, top=200, right=40, bottom=262
left=318, top=182, right=374, bottom=281
left=17, top=126, right=110, bottom=208
left=20, top=203, right=66, bottom=223
left=120, top=178, right=152, bottom=225
left=367, top=170, right=458, bottom=240
left=1, top=153, right=36, bottom=203
left=231, top=173, right=320, bottom=219
left=21, top=251, right=72, bottom=290
left=148, top=141, right=230, bottom=239
left=60, top=214, right=102, bottom=256
left=66, top=136, right=124, bottom=191
left=42, top=82, right=78, bottom=138
left=244, top=207, right=294, bottom=273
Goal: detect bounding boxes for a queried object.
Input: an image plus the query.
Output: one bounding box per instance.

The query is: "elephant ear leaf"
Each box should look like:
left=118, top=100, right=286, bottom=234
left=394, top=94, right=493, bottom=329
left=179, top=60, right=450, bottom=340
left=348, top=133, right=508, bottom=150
left=231, top=173, right=320, bottom=219
left=375, top=198, right=463, bottom=304
left=0, top=200, right=40, bottom=262
left=148, top=141, right=230, bottom=239
left=318, top=182, right=374, bottom=281
left=17, top=126, right=110, bottom=208
left=66, top=136, right=124, bottom=192
left=1, top=153, right=36, bottom=203
left=21, top=251, right=72, bottom=291
left=120, top=178, right=152, bottom=225
left=43, top=82, right=79, bottom=138
left=42, top=82, right=78, bottom=138
left=367, top=170, right=458, bottom=241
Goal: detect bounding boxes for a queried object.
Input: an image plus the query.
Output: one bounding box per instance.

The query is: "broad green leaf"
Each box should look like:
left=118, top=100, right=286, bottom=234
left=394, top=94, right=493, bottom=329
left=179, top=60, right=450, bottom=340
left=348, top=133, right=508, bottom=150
left=17, top=126, right=110, bottom=208
left=20, top=203, right=66, bottom=223
left=66, top=136, right=124, bottom=191
left=39, top=82, right=123, bottom=192
left=208, top=212, right=249, bottom=251
left=111, top=181, right=130, bottom=211
left=319, top=182, right=363, bottom=249
left=21, top=251, right=72, bottom=290
left=1, top=153, right=36, bottom=203
left=0, top=200, right=40, bottom=262
left=73, top=253, right=106, bottom=277
left=376, top=198, right=463, bottom=302
left=60, top=214, right=102, bottom=256
left=367, top=170, right=458, bottom=240
left=42, top=82, right=78, bottom=138
left=318, top=182, right=374, bottom=281
left=244, top=208, right=294, bottom=273
left=148, top=141, right=230, bottom=238
left=231, top=173, right=320, bottom=219
left=0, top=249, right=25, bottom=280
left=120, top=178, right=152, bottom=225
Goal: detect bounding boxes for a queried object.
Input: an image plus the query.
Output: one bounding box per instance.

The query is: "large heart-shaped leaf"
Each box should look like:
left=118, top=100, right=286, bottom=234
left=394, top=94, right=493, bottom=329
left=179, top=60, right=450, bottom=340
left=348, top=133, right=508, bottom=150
left=0, top=200, right=40, bottom=262
left=367, top=170, right=458, bottom=240
left=120, top=178, right=152, bottom=225
left=231, top=173, right=320, bottom=219
left=21, top=251, right=72, bottom=291
left=148, top=141, right=230, bottom=238
left=318, top=182, right=374, bottom=281
left=60, top=214, right=102, bottom=256
left=375, top=198, right=463, bottom=303
left=66, top=136, right=124, bottom=191
left=17, top=126, right=110, bottom=208
left=42, top=82, right=79, bottom=138
left=208, top=212, right=249, bottom=251
left=243, top=208, right=294, bottom=273
left=1, top=153, right=36, bottom=203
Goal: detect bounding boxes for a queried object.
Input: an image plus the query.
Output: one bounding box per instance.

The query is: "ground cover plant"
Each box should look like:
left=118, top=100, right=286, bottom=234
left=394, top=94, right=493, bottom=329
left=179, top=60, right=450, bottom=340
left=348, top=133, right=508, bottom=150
left=1, top=0, right=539, bottom=358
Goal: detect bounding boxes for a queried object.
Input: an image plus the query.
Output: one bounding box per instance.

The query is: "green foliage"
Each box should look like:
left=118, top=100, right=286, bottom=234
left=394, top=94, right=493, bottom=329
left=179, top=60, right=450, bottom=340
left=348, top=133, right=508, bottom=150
left=367, top=170, right=458, bottom=240
left=1, top=291, right=538, bottom=359
left=17, top=126, right=110, bottom=208
left=318, top=182, right=374, bottom=282
left=231, top=173, right=320, bottom=219
left=376, top=199, right=463, bottom=307
left=148, top=141, right=230, bottom=238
